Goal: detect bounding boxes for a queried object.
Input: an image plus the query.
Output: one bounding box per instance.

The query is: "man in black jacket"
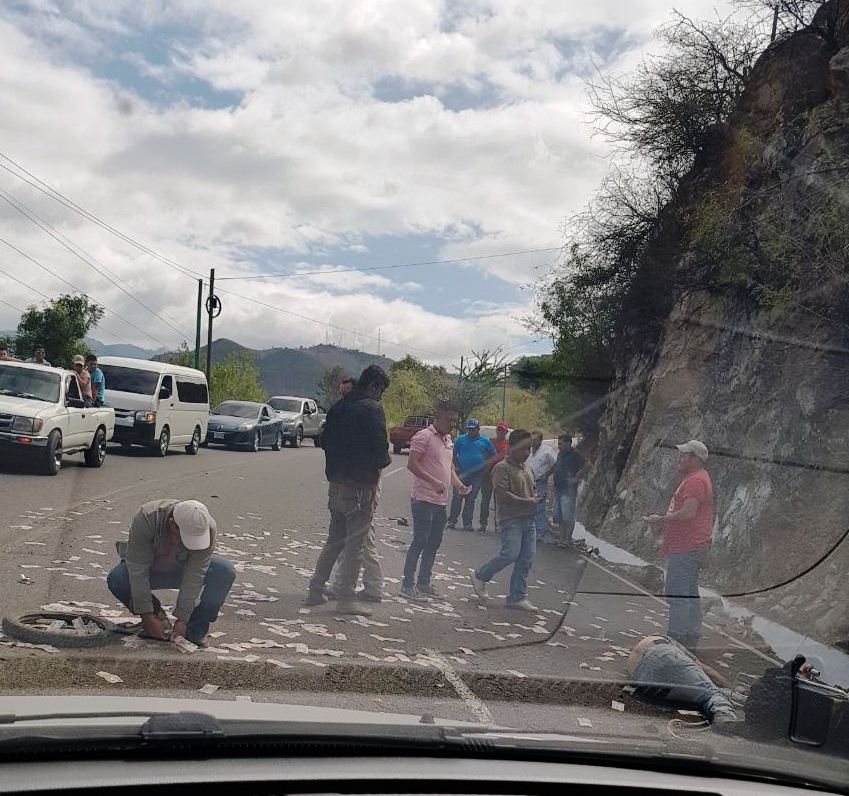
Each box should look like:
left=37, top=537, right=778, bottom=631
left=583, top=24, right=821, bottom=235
left=305, top=364, right=391, bottom=615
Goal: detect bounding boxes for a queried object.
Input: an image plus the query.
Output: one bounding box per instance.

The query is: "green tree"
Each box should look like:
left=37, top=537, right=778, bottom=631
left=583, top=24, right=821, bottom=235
left=160, top=341, right=193, bottom=367
left=15, top=294, right=104, bottom=367
left=316, top=365, right=348, bottom=408
left=210, top=353, right=267, bottom=408
left=382, top=369, right=432, bottom=427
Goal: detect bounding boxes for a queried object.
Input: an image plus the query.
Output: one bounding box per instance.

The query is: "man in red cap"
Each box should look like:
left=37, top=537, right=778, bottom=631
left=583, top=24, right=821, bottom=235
left=478, top=422, right=510, bottom=533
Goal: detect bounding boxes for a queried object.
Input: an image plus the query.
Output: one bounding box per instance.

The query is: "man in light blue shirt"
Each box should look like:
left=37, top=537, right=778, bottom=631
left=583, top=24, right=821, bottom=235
left=86, top=353, right=106, bottom=407
left=447, top=418, right=495, bottom=532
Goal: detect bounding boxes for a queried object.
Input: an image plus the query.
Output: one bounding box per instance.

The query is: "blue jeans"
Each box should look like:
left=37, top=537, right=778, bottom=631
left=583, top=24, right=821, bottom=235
left=632, top=640, right=734, bottom=720
left=476, top=515, right=536, bottom=603
left=665, top=548, right=707, bottom=646
left=403, top=499, right=447, bottom=588
left=448, top=473, right=482, bottom=528
left=107, top=556, right=236, bottom=644
left=533, top=478, right=548, bottom=538
left=553, top=488, right=577, bottom=543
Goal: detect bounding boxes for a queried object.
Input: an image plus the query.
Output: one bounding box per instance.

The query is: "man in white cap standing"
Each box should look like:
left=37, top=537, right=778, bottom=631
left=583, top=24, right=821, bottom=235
left=643, top=440, right=713, bottom=649
left=107, top=499, right=235, bottom=646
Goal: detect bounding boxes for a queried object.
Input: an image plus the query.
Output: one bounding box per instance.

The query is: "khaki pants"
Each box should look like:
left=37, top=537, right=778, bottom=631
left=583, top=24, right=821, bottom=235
left=308, top=482, right=381, bottom=600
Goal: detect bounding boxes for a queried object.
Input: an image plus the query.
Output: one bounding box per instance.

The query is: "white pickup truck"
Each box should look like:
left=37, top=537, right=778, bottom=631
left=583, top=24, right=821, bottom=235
left=0, top=360, right=115, bottom=476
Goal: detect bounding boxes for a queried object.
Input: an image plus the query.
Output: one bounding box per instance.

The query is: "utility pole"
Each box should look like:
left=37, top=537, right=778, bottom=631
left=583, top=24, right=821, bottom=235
left=459, top=355, right=465, bottom=379
left=194, top=279, right=202, bottom=370
left=204, top=268, right=222, bottom=389
left=501, top=363, right=508, bottom=421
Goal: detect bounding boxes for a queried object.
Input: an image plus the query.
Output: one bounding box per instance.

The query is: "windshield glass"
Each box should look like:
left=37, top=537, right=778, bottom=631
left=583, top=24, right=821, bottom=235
left=99, top=365, right=159, bottom=395
left=0, top=364, right=60, bottom=403
left=269, top=398, right=301, bottom=412
left=212, top=402, right=259, bottom=418
left=1, top=1, right=848, bottom=788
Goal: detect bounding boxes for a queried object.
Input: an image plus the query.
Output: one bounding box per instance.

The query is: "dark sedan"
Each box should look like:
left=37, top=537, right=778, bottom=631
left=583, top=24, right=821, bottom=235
left=205, top=401, right=284, bottom=451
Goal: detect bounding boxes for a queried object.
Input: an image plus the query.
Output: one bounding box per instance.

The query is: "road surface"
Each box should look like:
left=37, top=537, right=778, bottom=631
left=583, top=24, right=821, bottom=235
left=0, top=441, right=775, bottom=727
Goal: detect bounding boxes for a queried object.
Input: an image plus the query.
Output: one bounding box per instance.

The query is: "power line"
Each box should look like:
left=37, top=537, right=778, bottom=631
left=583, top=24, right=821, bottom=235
left=0, top=296, right=24, bottom=314
left=0, top=153, right=202, bottom=281
left=215, top=247, right=563, bottom=281
left=0, top=188, right=193, bottom=340
left=0, top=237, right=172, bottom=349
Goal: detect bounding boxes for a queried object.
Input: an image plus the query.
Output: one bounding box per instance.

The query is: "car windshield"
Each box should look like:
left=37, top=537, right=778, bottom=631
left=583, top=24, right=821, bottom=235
left=99, top=365, right=160, bottom=395
left=1, top=1, right=849, bottom=789
left=212, top=402, right=259, bottom=418
left=0, top=364, right=60, bottom=403
left=269, top=398, right=301, bottom=412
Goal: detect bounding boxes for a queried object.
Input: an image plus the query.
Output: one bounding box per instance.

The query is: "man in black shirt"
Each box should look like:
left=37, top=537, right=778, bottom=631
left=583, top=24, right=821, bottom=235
left=552, top=433, right=585, bottom=546
left=305, top=365, right=391, bottom=616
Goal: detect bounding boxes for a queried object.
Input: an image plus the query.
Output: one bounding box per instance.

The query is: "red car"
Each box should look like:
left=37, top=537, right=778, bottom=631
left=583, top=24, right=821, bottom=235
left=389, top=414, right=433, bottom=454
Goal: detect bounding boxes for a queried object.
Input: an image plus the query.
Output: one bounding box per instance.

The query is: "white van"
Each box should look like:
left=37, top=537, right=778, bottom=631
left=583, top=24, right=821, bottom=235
left=98, top=356, right=209, bottom=457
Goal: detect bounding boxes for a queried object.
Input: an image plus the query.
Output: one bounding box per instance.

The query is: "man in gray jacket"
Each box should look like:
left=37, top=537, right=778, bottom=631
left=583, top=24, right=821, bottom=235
left=106, top=499, right=235, bottom=646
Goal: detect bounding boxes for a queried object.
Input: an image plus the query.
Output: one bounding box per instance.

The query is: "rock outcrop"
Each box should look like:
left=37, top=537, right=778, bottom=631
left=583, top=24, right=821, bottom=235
left=582, top=0, right=849, bottom=644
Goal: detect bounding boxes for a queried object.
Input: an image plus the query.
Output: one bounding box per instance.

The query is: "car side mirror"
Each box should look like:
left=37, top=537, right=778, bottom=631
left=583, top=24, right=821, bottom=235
left=67, top=397, right=85, bottom=409
left=159, top=386, right=171, bottom=399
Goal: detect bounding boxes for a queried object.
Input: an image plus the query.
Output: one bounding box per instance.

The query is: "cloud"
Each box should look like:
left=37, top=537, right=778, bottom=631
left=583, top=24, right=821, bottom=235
left=0, top=0, right=733, bottom=364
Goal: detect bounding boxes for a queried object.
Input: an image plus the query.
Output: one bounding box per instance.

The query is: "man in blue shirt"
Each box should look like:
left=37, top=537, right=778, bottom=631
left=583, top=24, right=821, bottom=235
left=447, top=418, right=495, bottom=532
left=86, top=353, right=106, bottom=407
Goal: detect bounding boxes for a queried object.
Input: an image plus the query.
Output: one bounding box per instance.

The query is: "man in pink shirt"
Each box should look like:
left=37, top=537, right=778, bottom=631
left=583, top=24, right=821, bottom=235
left=402, top=402, right=470, bottom=599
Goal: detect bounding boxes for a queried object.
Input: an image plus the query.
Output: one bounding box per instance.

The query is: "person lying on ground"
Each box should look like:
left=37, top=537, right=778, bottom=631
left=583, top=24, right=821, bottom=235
left=106, top=499, right=235, bottom=647
left=627, top=634, right=737, bottom=724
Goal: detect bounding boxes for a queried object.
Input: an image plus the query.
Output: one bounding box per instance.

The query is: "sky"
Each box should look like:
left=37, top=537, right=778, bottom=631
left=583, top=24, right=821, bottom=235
left=0, top=0, right=731, bottom=366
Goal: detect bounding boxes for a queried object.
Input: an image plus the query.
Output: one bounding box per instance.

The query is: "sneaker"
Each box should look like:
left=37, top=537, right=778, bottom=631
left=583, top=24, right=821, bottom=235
left=506, top=598, right=539, bottom=612
left=357, top=589, right=383, bottom=603
left=325, top=586, right=339, bottom=600
left=711, top=708, right=738, bottom=725
left=462, top=525, right=474, bottom=533
left=336, top=599, right=372, bottom=616
left=417, top=583, right=440, bottom=598
left=400, top=584, right=426, bottom=601
left=477, top=526, right=487, bottom=534
left=446, top=521, right=457, bottom=530
left=470, top=572, right=489, bottom=600
left=186, top=636, right=208, bottom=649
left=303, top=592, right=328, bottom=607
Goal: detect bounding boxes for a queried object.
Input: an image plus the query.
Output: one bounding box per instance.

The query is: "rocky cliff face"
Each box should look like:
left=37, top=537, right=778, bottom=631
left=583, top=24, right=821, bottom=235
left=583, top=0, right=849, bottom=644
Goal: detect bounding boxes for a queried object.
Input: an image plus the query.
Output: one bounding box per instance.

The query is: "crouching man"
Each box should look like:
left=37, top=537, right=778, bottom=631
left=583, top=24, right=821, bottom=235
left=107, top=499, right=235, bottom=646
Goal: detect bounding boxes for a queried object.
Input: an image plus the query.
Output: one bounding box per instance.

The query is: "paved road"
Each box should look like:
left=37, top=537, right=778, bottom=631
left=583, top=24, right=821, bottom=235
left=0, top=441, right=774, bottom=726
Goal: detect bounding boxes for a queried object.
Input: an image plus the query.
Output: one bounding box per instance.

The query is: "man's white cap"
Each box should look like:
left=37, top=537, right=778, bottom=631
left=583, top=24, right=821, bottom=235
left=172, top=500, right=212, bottom=550
left=675, top=440, right=709, bottom=463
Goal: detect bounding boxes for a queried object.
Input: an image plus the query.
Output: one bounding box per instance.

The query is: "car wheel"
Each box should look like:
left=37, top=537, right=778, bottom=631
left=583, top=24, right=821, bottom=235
left=290, top=427, right=302, bottom=448
left=272, top=430, right=283, bottom=451
left=185, top=426, right=201, bottom=455
left=393, top=444, right=402, bottom=454
left=153, top=427, right=169, bottom=457
left=41, top=430, right=62, bottom=476
left=251, top=430, right=260, bottom=452
left=84, top=427, right=107, bottom=468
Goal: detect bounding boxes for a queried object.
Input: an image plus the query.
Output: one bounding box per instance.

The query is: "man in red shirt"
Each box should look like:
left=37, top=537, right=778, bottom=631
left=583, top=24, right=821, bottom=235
left=479, top=422, right=510, bottom=533
left=643, top=440, right=713, bottom=649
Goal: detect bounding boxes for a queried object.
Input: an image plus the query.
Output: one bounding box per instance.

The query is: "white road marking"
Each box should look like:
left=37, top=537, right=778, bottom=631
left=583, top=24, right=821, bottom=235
left=424, top=647, right=493, bottom=724
left=384, top=466, right=407, bottom=479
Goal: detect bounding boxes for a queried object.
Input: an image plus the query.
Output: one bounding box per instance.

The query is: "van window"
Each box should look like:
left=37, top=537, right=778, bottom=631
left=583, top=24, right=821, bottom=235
left=176, top=378, right=208, bottom=404
left=160, top=375, right=174, bottom=398
left=100, top=365, right=159, bottom=395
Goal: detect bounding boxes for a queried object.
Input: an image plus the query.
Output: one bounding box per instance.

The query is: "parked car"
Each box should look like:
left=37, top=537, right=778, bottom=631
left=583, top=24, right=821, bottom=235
left=0, top=360, right=115, bottom=476
left=389, top=414, right=433, bottom=454
left=268, top=395, right=326, bottom=448
left=206, top=401, right=284, bottom=451
left=99, top=356, right=209, bottom=457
